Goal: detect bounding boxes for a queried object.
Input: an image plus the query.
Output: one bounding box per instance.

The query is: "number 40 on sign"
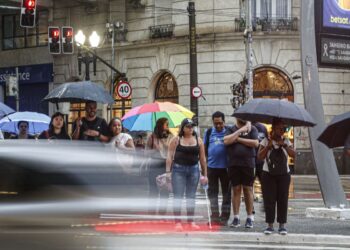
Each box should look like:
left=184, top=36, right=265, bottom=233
left=116, top=81, right=132, bottom=99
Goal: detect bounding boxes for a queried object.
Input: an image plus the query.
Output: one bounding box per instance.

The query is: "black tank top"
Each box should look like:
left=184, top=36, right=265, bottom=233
left=173, top=136, right=200, bottom=166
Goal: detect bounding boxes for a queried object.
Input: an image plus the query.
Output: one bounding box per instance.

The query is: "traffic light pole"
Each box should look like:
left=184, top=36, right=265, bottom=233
left=188, top=2, right=198, bottom=119
left=245, top=0, right=253, bottom=101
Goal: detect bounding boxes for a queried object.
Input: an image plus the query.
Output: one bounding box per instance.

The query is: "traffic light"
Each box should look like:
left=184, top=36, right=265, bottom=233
left=20, top=0, right=37, bottom=28
left=62, top=27, right=74, bottom=54
left=48, top=26, right=61, bottom=54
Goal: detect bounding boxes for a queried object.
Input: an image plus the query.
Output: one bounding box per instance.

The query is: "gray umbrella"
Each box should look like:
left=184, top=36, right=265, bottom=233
left=0, top=102, right=15, bottom=119
left=317, top=111, right=350, bottom=148
left=232, top=98, right=316, bottom=127
left=42, top=81, right=114, bottom=104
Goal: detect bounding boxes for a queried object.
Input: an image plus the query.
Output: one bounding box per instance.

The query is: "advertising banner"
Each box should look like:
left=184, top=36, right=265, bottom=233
left=323, top=0, right=350, bottom=29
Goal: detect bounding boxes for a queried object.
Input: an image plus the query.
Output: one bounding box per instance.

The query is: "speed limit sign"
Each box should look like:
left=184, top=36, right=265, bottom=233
left=116, top=81, right=132, bottom=99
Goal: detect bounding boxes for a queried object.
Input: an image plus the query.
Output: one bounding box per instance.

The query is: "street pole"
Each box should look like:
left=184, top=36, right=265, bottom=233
left=188, top=1, right=198, bottom=118
left=15, top=67, right=19, bottom=111
left=300, top=0, right=348, bottom=208
left=110, top=24, right=116, bottom=121
left=245, top=0, right=253, bottom=101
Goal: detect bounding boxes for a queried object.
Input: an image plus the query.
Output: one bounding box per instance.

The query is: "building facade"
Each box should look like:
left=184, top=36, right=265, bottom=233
left=0, top=0, right=349, bottom=173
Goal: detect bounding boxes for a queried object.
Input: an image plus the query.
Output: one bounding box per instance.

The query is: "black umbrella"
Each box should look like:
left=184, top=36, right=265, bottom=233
left=317, top=111, right=350, bottom=148
left=42, top=81, right=114, bottom=104
left=232, top=98, right=316, bottom=127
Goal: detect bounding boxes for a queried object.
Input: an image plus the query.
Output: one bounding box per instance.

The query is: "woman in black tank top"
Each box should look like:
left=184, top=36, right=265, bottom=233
left=166, top=118, right=208, bottom=230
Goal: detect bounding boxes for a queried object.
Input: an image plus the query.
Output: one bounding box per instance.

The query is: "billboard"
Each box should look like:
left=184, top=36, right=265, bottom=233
left=323, top=0, right=350, bottom=29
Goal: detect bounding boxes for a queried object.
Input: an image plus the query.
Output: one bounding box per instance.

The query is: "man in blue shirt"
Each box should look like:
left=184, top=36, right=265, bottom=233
left=204, top=111, right=231, bottom=225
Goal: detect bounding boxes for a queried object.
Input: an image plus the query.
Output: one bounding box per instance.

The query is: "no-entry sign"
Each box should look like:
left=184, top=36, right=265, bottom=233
left=116, top=81, right=132, bottom=99
left=191, top=86, right=202, bottom=98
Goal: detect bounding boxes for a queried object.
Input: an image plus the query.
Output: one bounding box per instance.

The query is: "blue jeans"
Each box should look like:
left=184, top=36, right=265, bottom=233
left=171, top=163, right=200, bottom=223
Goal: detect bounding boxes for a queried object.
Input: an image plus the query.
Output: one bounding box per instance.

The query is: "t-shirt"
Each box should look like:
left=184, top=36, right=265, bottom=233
left=73, top=117, right=109, bottom=141
left=38, top=130, right=71, bottom=140
left=225, top=125, right=259, bottom=168
left=345, top=134, right=350, bottom=150
left=260, top=137, right=292, bottom=173
left=204, top=127, right=228, bottom=169
left=110, top=133, right=133, bottom=148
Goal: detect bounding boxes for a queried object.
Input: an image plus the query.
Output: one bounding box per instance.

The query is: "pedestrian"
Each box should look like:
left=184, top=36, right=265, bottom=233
left=135, top=134, right=145, bottom=150
left=10, top=121, right=36, bottom=139
left=145, top=117, right=174, bottom=215
left=108, top=117, right=135, bottom=150
left=72, top=101, right=109, bottom=142
left=166, top=118, right=208, bottom=230
left=204, top=111, right=231, bottom=225
left=257, top=118, right=295, bottom=235
left=38, top=112, right=71, bottom=140
left=224, top=118, right=259, bottom=228
left=345, top=133, right=350, bottom=156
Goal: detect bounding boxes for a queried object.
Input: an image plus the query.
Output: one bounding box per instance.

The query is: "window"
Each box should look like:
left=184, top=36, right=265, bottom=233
left=155, top=72, right=178, bottom=103
left=2, top=10, right=48, bottom=50
left=253, top=67, right=294, bottom=101
left=243, top=0, right=291, bottom=19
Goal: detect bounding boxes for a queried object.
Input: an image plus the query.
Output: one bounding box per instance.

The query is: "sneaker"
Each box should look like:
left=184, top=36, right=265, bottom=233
left=264, top=227, right=274, bottom=235
left=278, top=227, right=288, bottom=235
left=229, top=218, right=240, bottom=228
left=174, top=223, right=183, bottom=231
left=245, top=218, right=254, bottom=228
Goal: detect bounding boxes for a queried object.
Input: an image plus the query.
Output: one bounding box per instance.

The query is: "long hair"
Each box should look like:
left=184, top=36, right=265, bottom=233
left=108, top=117, right=124, bottom=135
left=153, top=117, right=170, bottom=139
left=49, top=112, right=68, bottom=136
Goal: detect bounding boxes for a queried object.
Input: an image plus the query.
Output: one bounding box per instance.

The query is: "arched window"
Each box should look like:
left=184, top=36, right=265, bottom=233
left=155, top=72, right=179, bottom=103
left=253, top=67, right=294, bottom=101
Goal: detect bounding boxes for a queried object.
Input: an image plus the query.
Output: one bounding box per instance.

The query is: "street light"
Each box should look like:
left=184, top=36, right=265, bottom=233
left=75, top=30, right=100, bottom=81
left=89, top=31, right=100, bottom=48
left=75, top=30, right=86, bottom=46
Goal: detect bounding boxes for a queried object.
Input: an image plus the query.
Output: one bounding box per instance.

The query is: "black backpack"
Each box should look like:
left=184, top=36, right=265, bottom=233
left=267, top=146, right=288, bottom=175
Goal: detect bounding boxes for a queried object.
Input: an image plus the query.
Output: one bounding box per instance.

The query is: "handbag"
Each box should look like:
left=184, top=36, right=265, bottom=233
left=156, top=173, right=172, bottom=192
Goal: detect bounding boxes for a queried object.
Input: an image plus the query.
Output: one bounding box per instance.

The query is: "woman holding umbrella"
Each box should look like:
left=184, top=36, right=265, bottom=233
left=258, top=118, right=295, bottom=235
left=38, top=112, right=71, bottom=140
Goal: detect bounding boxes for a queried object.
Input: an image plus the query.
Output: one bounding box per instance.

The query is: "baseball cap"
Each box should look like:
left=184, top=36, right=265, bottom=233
left=181, top=118, right=197, bottom=129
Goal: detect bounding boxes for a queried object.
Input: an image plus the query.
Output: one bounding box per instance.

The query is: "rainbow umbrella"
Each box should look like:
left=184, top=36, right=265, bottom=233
left=122, top=102, right=194, bottom=131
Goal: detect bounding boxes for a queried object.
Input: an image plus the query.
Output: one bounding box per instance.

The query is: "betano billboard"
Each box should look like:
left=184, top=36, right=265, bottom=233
left=323, top=0, right=350, bottom=29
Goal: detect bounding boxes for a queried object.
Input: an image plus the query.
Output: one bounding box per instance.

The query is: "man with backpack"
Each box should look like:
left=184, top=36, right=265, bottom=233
left=204, top=111, right=231, bottom=225
left=72, top=101, right=109, bottom=142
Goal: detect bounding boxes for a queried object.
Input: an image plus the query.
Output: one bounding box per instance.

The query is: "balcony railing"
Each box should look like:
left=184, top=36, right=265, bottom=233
left=149, top=24, right=175, bottom=39
left=234, top=17, right=299, bottom=32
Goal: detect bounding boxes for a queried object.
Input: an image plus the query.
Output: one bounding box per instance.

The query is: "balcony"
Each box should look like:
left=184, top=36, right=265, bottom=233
left=149, top=24, right=175, bottom=39
left=234, top=17, right=299, bottom=33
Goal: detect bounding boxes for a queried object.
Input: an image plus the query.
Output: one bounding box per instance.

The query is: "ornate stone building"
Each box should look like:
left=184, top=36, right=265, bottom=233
left=0, top=0, right=349, bottom=173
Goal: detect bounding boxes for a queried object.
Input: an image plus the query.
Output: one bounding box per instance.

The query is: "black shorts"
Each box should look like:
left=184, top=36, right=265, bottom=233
left=228, top=165, right=255, bottom=187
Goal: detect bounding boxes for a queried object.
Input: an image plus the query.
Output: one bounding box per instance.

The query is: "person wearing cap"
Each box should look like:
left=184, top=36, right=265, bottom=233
left=224, top=118, right=259, bottom=229
left=166, top=118, right=208, bottom=231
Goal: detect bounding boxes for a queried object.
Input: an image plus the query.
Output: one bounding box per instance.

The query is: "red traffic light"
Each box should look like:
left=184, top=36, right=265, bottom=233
left=48, top=26, right=61, bottom=54
left=53, top=30, right=60, bottom=38
left=24, top=0, right=35, bottom=9
left=62, top=27, right=74, bottom=54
